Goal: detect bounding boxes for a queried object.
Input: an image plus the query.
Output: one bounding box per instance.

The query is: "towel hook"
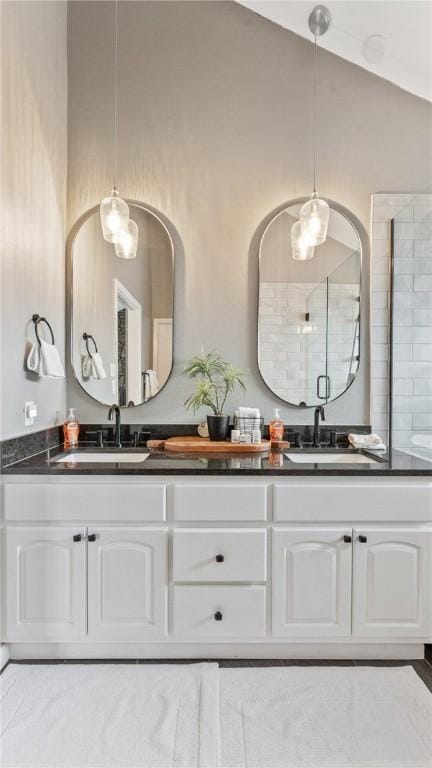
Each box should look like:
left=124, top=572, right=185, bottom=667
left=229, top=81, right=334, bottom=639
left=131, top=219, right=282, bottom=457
left=32, top=314, right=55, bottom=346
left=83, top=332, right=98, bottom=356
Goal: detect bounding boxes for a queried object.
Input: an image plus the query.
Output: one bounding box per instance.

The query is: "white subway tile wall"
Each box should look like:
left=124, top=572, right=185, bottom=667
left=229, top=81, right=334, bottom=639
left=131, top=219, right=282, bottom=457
left=259, top=282, right=359, bottom=405
left=371, top=193, right=432, bottom=456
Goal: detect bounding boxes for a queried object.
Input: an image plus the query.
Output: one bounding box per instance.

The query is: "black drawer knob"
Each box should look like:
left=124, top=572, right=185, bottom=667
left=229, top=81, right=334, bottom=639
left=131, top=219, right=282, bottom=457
left=215, top=554, right=224, bottom=563
left=73, top=534, right=82, bottom=542
left=343, top=535, right=352, bottom=543
left=88, top=533, right=97, bottom=542
left=358, top=535, right=368, bottom=543
left=214, top=611, right=223, bottom=621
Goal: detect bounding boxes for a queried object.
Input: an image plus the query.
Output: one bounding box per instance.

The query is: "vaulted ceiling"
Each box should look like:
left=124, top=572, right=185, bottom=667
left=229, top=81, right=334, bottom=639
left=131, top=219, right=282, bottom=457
left=237, top=1, right=432, bottom=102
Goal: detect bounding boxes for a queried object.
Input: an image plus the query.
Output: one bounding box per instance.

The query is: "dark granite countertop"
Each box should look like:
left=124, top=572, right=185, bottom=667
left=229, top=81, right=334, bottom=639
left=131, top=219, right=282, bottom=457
left=2, top=444, right=432, bottom=476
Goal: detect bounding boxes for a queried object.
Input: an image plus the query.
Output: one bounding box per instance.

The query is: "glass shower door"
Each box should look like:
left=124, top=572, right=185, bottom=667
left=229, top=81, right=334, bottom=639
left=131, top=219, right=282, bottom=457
left=305, top=278, right=328, bottom=404
left=327, top=251, right=361, bottom=401
left=390, top=193, right=432, bottom=461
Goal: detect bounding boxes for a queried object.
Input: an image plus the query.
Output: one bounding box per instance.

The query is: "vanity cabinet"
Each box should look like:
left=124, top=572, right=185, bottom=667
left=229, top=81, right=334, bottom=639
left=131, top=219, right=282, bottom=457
left=272, top=528, right=352, bottom=638
left=352, top=528, right=432, bottom=638
left=87, top=528, right=168, bottom=639
left=2, top=478, right=431, bottom=657
left=6, top=527, right=87, bottom=640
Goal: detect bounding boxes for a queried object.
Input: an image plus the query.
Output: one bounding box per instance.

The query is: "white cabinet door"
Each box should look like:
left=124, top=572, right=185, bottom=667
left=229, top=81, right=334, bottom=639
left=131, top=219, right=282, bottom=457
left=87, top=528, right=168, bottom=638
left=353, top=528, right=432, bottom=638
left=6, top=527, right=86, bottom=640
left=272, top=528, right=352, bottom=638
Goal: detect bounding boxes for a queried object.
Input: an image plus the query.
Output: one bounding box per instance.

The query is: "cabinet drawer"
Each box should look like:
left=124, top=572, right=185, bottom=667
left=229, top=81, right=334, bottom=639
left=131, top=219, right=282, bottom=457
left=173, top=484, right=267, bottom=521
left=173, top=585, right=266, bottom=637
left=173, top=529, right=266, bottom=582
left=4, top=483, right=166, bottom=522
left=273, top=481, right=432, bottom=522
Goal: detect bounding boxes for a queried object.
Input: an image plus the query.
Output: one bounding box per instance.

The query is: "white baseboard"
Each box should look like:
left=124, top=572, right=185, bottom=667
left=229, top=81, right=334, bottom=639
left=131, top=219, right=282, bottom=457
left=8, top=642, right=425, bottom=661
left=0, top=644, right=10, bottom=671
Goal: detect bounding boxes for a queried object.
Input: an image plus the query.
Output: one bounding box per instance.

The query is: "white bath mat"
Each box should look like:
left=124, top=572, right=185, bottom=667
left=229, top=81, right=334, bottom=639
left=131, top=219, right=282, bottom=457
left=0, top=662, right=220, bottom=768
left=220, top=665, right=432, bottom=768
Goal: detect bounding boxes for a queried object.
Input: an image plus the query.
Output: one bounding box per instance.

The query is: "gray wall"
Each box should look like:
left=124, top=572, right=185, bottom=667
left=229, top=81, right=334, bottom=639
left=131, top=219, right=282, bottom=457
left=66, top=1, right=430, bottom=424
left=0, top=1, right=67, bottom=440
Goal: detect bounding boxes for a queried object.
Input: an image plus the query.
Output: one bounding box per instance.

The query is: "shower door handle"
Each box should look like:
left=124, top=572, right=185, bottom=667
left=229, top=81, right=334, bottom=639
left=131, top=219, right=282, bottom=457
left=317, top=375, right=330, bottom=399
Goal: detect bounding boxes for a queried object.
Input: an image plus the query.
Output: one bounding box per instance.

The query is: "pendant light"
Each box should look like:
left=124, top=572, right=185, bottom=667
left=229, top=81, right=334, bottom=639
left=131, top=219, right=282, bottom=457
left=115, top=217, right=138, bottom=259
left=100, top=0, right=129, bottom=243
left=297, top=5, right=331, bottom=251
left=291, top=220, right=315, bottom=261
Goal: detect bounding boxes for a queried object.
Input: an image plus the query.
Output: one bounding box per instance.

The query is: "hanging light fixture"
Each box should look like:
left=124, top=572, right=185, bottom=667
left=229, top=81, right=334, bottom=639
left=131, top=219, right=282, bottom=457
left=291, top=219, right=315, bottom=261
left=100, top=0, right=129, bottom=243
left=115, top=217, right=139, bottom=259
left=297, top=5, right=331, bottom=251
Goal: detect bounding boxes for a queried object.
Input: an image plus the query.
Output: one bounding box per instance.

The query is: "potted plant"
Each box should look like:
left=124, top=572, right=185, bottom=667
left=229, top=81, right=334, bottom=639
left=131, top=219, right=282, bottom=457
left=183, top=351, right=246, bottom=441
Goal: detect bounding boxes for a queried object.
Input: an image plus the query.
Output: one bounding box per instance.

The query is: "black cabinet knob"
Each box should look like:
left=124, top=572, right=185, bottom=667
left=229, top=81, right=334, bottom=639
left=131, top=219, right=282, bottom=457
left=214, top=611, right=223, bottom=621
left=88, top=533, right=97, bottom=542
left=343, top=535, right=352, bottom=543
left=358, top=535, right=368, bottom=543
left=73, top=534, right=82, bottom=542
left=215, top=554, right=224, bottom=563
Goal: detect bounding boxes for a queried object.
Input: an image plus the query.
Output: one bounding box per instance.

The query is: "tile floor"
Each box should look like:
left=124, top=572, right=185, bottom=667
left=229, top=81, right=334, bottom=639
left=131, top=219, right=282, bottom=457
left=3, top=657, right=432, bottom=692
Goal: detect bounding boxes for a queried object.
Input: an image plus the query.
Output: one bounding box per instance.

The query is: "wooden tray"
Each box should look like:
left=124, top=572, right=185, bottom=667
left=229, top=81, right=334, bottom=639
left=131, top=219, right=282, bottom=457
left=164, top=436, right=271, bottom=453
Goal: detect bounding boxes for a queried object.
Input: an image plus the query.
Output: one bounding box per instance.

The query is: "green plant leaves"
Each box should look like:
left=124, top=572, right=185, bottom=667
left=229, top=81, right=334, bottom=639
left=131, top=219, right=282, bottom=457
left=183, top=351, right=246, bottom=415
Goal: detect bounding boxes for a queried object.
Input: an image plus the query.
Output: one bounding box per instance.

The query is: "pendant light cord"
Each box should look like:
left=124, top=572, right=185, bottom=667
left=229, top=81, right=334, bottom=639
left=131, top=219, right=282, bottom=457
left=313, top=33, right=317, bottom=195
left=113, top=0, right=119, bottom=188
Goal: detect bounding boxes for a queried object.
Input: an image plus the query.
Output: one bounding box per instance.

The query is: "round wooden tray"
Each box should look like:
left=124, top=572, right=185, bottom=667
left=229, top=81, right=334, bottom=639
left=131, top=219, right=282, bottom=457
left=164, top=436, right=271, bottom=453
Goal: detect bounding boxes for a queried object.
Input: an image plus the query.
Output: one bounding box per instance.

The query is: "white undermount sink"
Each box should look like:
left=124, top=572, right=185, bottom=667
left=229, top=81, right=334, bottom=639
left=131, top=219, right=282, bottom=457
left=56, top=452, right=150, bottom=464
left=285, top=452, right=381, bottom=464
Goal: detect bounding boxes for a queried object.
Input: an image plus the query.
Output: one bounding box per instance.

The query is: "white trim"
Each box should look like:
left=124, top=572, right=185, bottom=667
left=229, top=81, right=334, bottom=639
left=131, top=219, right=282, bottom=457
left=114, top=278, right=142, bottom=405
left=7, top=642, right=425, bottom=660
left=152, top=317, right=173, bottom=387
left=0, top=644, right=9, bottom=671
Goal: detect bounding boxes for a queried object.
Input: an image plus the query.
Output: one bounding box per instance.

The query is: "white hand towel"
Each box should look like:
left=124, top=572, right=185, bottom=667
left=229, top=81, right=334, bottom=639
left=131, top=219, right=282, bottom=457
left=145, top=369, right=159, bottom=399
left=238, top=407, right=261, bottom=418
left=237, top=406, right=261, bottom=433
left=349, top=433, right=387, bottom=451
left=82, top=353, right=107, bottom=380
left=82, top=354, right=92, bottom=378
left=26, top=341, right=65, bottom=378
left=90, top=352, right=107, bottom=379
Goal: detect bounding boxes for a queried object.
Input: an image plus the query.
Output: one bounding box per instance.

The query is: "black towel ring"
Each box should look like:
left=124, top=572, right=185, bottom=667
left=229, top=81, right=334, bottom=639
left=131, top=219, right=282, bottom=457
left=83, top=332, right=98, bottom=356
left=32, top=314, right=55, bottom=346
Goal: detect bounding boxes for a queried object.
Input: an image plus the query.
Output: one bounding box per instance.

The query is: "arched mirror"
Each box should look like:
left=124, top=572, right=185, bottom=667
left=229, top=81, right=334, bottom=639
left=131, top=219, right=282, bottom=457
left=258, top=200, right=361, bottom=407
left=70, top=202, right=174, bottom=406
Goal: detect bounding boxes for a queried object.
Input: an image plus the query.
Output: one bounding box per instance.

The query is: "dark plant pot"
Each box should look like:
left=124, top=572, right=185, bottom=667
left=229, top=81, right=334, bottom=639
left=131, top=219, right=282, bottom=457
left=207, top=415, right=230, bottom=442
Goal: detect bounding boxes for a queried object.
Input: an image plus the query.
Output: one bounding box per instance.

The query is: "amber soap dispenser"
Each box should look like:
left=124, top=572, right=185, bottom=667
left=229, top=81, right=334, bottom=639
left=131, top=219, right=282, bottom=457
left=64, top=408, right=79, bottom=449
left=269, top=408, right=284, bottom=442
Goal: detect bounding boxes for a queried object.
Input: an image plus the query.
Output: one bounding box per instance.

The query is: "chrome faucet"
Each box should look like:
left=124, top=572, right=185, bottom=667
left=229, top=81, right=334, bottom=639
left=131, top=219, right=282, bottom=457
left=108, top=404, right=121, bottom=448
left=313, top=405, right=325, bottom=448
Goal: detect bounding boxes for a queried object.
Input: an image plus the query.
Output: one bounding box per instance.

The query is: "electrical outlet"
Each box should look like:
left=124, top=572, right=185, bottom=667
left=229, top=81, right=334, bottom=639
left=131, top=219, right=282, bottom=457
left=24, top=401, right=38, bottom=427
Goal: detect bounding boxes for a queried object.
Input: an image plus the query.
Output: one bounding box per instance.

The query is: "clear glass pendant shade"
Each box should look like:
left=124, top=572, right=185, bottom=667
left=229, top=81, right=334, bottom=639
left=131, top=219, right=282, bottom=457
left=291, top=219, right=315, bottom=261
left=100, top=187, right=129, bottom=243
left=114, top=217, right=138, bottom=259
left=300, top=196, right=330, bottom=246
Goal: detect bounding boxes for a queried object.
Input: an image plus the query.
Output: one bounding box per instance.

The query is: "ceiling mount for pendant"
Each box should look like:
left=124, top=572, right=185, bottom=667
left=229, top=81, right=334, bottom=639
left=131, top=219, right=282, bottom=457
left=308, top=5, right=331, bottom=37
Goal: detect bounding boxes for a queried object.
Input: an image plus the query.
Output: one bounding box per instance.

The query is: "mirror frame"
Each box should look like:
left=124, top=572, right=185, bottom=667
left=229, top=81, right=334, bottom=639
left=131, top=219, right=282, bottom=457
left=68, top=199, right=175, bottom=407
left=257, top=197, right=364, bottom=409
